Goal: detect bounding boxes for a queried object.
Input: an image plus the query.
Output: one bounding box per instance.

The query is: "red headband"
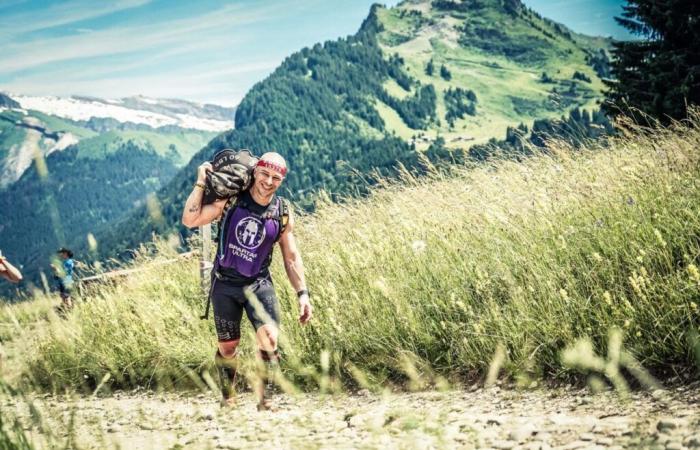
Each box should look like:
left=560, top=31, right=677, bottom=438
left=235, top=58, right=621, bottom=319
left=257, top=160, right=287, bottom=176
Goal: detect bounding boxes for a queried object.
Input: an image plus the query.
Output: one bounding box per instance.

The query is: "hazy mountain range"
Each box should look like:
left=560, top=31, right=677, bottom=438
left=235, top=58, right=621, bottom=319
left=0, top=92, right=234, bottom=187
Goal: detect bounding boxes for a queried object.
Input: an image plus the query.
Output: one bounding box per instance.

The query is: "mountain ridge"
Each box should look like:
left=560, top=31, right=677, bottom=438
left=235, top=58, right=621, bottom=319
left=6, top=93, right=235, bottom=132
left=0, top=93, right=233, bottom=187
left=87, top=0, right=612, bottom=265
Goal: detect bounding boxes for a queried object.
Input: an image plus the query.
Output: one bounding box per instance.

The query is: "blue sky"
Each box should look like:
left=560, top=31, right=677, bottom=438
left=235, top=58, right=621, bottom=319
left=0, top=0, right=630, bottom=106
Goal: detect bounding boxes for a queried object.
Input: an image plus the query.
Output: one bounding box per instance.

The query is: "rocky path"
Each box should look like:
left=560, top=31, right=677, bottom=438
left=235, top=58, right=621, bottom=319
left=4, top=384, right=699, bottom=449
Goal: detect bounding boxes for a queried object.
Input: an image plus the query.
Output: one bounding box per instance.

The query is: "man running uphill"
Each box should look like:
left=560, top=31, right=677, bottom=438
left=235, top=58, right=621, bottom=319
left=182, top=152, right=312, bottom=410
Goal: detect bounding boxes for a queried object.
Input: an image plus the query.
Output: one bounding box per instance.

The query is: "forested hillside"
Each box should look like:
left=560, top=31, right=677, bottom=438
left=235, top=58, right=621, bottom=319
left=0, top=99, right=222, bottom=297
left=0, top=144, right=179, bottom=295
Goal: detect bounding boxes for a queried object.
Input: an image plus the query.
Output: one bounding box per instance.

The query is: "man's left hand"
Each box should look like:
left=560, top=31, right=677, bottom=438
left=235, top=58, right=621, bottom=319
left=298, top=294, right=312, bottom=325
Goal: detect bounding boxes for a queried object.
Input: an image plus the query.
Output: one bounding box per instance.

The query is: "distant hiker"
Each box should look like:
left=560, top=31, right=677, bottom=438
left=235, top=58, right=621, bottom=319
left=51, top=247, right=75, bottom=311
left=0, top=250, right=23, bottom=283
left=182, top=151, right=312, bottom=410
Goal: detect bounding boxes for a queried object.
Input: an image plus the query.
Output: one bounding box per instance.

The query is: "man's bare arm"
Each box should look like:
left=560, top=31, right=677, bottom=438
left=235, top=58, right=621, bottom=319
left=279, top=222, right=306, bottom=292
left=278, top=215, right=312, bottom=324
left=181, top=162, right=226, bottom=228
left=0, top=256, right=23, bottom=283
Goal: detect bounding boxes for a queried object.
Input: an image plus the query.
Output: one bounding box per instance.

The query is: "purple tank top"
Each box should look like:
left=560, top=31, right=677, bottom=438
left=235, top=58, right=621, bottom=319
left=217, top=197, right=281, bottom=278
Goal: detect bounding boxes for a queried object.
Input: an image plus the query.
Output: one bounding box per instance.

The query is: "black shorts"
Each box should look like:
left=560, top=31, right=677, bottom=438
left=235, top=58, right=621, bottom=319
left=210, top=276, right=280, bottom=342
left=58, top=281, right=73, bottom=299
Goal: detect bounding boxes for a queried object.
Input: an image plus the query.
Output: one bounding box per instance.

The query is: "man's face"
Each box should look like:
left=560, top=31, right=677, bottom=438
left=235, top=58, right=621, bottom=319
left=59, top=252, right=68, bottom=260
left=252, top=166, right=285, bottom=197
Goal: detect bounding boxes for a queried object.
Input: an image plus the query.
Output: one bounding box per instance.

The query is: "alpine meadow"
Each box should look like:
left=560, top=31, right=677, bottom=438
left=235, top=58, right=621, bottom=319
left=1, top=0, right=699, bottom=449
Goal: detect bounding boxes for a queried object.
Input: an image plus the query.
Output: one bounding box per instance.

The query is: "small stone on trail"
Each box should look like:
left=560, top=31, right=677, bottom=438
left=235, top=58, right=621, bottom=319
left=491, top=439, right=517, bottom=449
left=559, top=440, right=589, bottom=449
left=580, top=432, right=596, bottom=441
left=536, top=431, right=553, bottom=439
left=576, top=396, right=592, bottom=405
left=348, top=414, right=364, bottom=428
left=651, top=389, right=667, bottom=400
left=509, top=425, right=534, bottom=442
left=657, top=418, right=685, bottom=432
left=685, top=435, right=700, bottom=448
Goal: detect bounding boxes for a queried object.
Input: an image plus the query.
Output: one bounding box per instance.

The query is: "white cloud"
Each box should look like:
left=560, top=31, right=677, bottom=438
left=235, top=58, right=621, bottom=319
left=0, top=0, right=381, bottom=104
left=1, top=58, right=279, bottom=105
left=0, top=0, right=151, bottom=36
left=0, top=3, right=279, bottom=74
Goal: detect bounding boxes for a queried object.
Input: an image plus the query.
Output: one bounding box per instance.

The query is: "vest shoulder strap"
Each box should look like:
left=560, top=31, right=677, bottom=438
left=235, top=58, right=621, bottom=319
left=277, top=197, right=290, bottom=240
left=264, top=196, right=290, bottom=242
left=216, top=196, right=240, bottom=257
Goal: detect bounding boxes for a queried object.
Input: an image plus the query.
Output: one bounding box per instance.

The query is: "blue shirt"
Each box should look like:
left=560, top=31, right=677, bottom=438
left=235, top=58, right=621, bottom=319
left=62, top=258, right=74, bottom=284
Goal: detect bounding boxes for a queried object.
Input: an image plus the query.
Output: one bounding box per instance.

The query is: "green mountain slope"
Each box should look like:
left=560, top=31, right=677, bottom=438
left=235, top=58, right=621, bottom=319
left=61, top=0, right=612, bottom=275
left=375, top=0, right=610, bottom=145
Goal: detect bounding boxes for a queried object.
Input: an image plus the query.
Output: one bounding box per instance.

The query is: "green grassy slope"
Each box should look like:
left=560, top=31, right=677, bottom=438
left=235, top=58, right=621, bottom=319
left=0, top=112, right=30, bottom=160
left=74, top=129, right=214, bottom=165
left=373, top=0, right=610, bottom=148
left=0, top=110, right=97, bottom=172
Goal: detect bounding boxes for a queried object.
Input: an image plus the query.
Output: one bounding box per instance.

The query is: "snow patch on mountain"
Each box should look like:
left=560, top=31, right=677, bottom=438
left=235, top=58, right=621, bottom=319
left=11, top=94, right=233, bottom=132
left=1, top=129, right=41, bottom=188
left=51, top=132, right=79, bottom=152
left=0, top=117, right=78, bottom=188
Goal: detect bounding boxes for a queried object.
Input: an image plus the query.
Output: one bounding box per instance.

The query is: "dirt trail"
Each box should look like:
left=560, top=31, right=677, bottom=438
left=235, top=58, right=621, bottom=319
left=5, top=384, right=699, bottom=449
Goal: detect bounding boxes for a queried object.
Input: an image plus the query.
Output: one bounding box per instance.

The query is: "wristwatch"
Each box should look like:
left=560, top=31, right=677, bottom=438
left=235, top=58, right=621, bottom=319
left=296, top=289, right=309, bottom=298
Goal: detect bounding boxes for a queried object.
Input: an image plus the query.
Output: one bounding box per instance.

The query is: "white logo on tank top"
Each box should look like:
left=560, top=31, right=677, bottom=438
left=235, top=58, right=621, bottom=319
left=235, top=216, right=266, bottom=250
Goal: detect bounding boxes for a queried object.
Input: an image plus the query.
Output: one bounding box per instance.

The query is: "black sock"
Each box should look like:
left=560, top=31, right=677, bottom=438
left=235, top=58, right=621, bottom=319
left=215, top=349, right=238, bottom=399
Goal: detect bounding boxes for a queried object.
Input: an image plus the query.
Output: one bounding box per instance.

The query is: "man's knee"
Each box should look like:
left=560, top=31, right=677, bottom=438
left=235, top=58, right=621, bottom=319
left=218, top=339, right=240, bottom=359
left=256, top=325, right=278, bottom=350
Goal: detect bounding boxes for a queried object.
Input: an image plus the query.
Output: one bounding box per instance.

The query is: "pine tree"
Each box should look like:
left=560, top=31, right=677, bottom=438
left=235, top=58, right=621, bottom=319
left=604, top=0, right=700, bottom=123
left=425, top=59, right=434, bottom=76
left=440, top=64, right=452, bottom=81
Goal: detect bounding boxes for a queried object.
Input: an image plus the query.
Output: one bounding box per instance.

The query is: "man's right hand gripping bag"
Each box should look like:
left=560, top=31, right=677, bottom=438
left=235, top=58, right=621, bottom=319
left=202, top=149, right=259, bottom=205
